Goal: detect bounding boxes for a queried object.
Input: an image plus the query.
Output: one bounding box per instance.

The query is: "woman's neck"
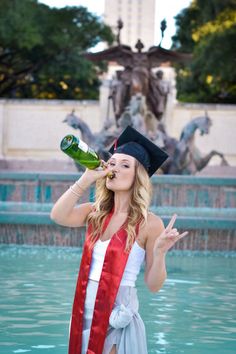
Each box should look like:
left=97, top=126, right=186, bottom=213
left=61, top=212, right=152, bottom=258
left=113, top=191, right=131, bottom=214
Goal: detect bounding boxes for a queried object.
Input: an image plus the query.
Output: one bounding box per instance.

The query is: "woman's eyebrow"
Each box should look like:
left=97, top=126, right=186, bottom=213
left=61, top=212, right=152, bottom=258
left=110, top=158, right=131, bottom=162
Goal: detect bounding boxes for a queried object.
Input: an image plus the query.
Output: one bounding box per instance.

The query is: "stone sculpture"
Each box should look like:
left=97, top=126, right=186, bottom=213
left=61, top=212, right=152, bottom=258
left=63, top=110, right=229, bottom=175
left=84, top=39, right=190, bottom=122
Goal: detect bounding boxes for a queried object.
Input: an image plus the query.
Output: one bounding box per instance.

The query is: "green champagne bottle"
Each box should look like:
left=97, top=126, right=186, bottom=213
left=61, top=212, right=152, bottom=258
left=60, top=135, right=115, bottom=178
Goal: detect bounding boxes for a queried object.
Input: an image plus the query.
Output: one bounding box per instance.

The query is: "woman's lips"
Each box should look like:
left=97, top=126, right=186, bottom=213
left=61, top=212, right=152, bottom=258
left=107, top=171, right=116, bottom=179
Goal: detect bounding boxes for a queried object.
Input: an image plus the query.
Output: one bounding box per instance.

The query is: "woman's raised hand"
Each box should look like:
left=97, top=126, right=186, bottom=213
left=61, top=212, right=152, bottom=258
left=80, top=160, right=110, bottom=186
left=153, top=214, right=189, bottom=256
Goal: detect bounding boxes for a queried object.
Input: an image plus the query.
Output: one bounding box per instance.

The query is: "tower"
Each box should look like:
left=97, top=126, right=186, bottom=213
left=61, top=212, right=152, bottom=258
left=104, top=0, right=156, bottom=49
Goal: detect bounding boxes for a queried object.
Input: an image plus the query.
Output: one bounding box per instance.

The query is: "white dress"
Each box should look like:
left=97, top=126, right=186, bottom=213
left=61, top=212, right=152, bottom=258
left=82, top=239, right=148, bottom=354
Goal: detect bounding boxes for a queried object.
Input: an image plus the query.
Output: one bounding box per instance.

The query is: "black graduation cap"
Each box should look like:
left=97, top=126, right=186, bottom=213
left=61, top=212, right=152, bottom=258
left=108, top=125, right=169, bottom=176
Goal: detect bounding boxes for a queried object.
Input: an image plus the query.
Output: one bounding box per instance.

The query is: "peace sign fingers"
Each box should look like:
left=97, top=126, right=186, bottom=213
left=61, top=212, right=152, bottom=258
left=165, top=213, right=177, bottom=234
left=165, top=214, right=189, bottom=239
left=154, top=214, right=189, bottom=256
left=177, top=231, right=189, bottom=240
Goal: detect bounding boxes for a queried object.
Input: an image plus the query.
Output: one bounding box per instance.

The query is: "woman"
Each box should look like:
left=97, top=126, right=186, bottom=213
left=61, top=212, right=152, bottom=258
left=50, top=126, right=189, bottom=354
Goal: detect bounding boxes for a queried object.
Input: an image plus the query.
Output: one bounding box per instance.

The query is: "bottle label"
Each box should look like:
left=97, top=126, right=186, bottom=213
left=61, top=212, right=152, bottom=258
left=78, top=140, right=89, bottom=153
left=88, top=147, right=99, bottom=159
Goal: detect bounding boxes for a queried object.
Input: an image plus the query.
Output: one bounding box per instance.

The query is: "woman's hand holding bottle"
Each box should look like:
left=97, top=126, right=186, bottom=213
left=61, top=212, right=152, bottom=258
left=77, top=160, right=110, bottom=189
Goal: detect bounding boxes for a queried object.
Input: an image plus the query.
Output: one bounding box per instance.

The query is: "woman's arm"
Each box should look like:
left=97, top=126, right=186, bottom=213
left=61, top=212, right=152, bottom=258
left=144, top=213, right=189, bottom=293
left=50, top=167, right=108, bottom=227
left=144, top=214, right=167, bottom=293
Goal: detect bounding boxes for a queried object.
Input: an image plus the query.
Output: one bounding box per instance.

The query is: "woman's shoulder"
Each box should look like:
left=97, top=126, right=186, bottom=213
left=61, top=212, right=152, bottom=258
left=147, top=211, right=164, bottom=227
left=139, top=212, right=165, bottom=246
left=145, top=212, right=165, bottom=245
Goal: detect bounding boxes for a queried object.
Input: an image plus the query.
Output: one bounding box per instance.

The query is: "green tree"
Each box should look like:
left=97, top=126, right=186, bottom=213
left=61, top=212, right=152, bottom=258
left=172, top=0, right=236, bottom=103
left=0, top=0, right=113, bottom=99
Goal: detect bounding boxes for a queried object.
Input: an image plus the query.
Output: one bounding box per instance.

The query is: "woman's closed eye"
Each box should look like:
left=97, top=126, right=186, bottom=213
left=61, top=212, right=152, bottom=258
left=108, top=162, right=130, bottom=168
left=108, top=161, right=116, bottom=166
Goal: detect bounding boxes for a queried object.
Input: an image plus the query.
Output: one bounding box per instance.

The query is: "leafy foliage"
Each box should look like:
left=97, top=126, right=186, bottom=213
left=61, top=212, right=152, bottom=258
left=0, top=0, right=113, bottom=99
left=172, top=0, right=236, bottom=103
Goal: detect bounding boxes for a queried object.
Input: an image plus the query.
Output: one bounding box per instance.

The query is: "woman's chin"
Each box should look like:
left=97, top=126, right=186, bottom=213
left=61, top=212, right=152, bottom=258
left=106, top=178, right=133, bottom=192
left=106, top=181, right=118, bottom=192
left=106, top=184, right=118, bottom=192
left=105, top=181, right=114, bottom=191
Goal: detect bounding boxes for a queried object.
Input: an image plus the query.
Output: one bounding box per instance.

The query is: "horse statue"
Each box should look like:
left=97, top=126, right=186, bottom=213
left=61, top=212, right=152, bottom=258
left=159, top=113, right=229, bottom=175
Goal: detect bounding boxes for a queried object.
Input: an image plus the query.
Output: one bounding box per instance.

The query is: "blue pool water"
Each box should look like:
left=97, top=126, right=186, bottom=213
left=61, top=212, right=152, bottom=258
left=0, top=245, right=235, bottom=354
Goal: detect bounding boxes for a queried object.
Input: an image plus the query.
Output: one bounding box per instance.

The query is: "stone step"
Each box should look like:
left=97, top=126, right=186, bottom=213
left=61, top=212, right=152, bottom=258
left=0, top=202, right=235, bottom=229
left=1, top=173, right=236, bottom=210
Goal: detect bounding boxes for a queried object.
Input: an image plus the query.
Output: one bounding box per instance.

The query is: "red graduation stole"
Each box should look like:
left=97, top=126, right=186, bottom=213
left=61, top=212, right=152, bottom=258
left=68, top=208, right=139, bottom=354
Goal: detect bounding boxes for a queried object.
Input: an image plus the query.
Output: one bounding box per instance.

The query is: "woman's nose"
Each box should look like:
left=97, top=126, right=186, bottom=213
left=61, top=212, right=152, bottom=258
left=111, top=165, right=119, bottom=173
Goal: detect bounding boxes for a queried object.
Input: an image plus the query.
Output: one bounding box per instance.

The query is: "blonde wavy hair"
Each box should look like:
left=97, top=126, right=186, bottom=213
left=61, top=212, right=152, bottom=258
left=86, top=160, right=153, bottom=253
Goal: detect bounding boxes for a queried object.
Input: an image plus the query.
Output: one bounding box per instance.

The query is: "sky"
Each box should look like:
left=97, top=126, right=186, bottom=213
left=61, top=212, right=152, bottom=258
left=38, top=0, right=192, bottom=49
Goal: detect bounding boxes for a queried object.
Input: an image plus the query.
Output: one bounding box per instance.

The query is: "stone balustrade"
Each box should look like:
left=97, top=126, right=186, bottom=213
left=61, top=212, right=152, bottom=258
left=0, top=172, right=235, bottom=250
